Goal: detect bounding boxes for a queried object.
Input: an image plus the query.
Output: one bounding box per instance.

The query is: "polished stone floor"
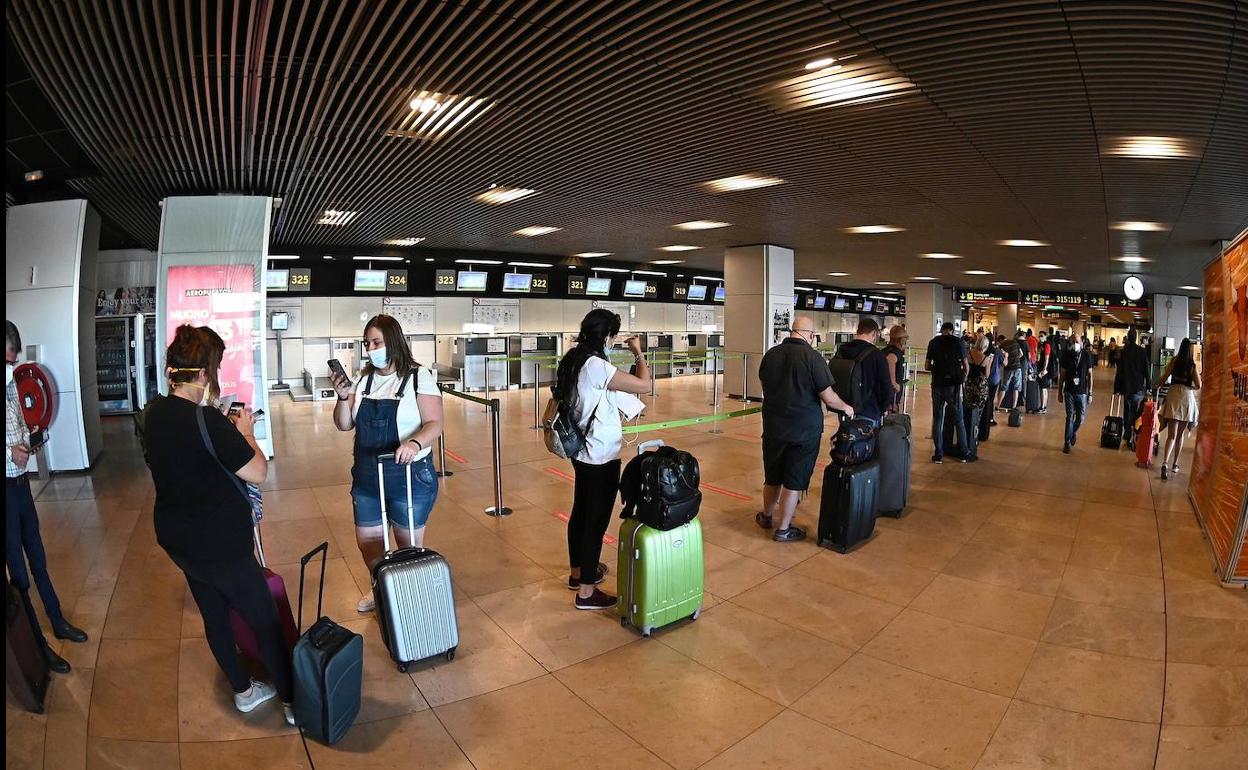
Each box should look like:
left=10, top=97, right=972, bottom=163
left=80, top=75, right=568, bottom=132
left=6, top=374, right=1247, bottom=769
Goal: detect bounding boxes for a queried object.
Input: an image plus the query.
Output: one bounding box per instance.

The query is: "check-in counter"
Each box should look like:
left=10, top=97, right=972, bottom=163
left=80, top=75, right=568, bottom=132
left=648, top=334, right=674, bottom=378
left=509, top=334, right=559, bottom=388
left=453, top=336, right=511, bottom=392
left=687, top=333, right=724, bottom=372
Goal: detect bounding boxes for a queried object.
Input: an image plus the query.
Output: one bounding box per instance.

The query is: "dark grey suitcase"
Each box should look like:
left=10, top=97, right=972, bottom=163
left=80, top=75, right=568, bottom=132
left=876, top=416, right=911, bottom=518
left=293, top=542, right=364, bottom=745
left=6, top=583, right=49, bottom=713
left=1025, top=379, right=1042, bottom=413
left=1008, top=407, right=1024, bottom=427
left=371, top=454, right=459, bottom=672
left=818, top=460, right=880, bottom=553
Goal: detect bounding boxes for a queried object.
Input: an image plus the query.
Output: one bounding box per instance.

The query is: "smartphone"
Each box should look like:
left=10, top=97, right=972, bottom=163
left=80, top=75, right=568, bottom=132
left=227, top=401, right=245, bottom=418
left=27, top=429, right=47, bottom=452
left=251, top=409, right=265, bottom=421
left=327, top=358, right=349, bottom=381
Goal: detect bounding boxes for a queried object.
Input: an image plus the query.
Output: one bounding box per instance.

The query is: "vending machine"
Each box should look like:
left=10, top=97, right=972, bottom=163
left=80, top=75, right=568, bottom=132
left=96, top=316, right=135, bottom=414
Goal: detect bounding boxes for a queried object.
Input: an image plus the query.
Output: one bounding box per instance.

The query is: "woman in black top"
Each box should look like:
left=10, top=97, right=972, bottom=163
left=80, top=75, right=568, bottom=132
left=143, top=325, right=293, bottom=723
left=1157, top=338, right=1201, bottom=480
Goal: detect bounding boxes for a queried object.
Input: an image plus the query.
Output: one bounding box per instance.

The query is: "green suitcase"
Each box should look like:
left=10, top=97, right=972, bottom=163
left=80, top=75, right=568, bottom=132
left=617, top=517, right=704, bottom=636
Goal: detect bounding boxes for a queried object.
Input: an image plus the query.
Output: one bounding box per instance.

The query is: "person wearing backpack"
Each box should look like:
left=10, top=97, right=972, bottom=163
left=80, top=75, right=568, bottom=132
left=831, top=318, right=892, bottom=425
left=550, top=309, right=652, bottom=609
left=925, top=322, right=970, bottom=463
left=996, top=331, right=1027, bottom=411
left=962, top=335, right=991, bottom=462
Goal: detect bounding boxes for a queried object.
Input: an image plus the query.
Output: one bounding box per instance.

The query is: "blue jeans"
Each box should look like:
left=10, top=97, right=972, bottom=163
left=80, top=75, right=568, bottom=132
left=931, top=385, right=968, bottom=459
left=1001, top=367, right=1024, bottom=407
left=5, top=476, right=65, bottom=626
left=1122, top=390, right=1146, bottom=444
left=351, top=455, right=439, bottom=528
left=1064, top=393, right=1088, bottom=445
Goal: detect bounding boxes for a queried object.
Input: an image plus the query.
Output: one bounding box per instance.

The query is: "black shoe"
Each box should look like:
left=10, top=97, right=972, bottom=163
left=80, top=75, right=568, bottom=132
left=932, top=455, right=943, bottom=464
left=989, top=420, right=998, bottom=426
left=773, top=526, right=806, bottom=542
left=53, top=621, right=88, bottom=644
left=568, top=562, right=608, bottom=590
left=47, top=649, right=71, bottom=674
left=1062, top=443, right=1071, bottom=454
left=1071, top=434, right=1077, bottom=446
left=755, top=511, right=773, bottom=530
left=574, top=589, right=618, bottom=611
left=963, top=455, right=979, bottom=463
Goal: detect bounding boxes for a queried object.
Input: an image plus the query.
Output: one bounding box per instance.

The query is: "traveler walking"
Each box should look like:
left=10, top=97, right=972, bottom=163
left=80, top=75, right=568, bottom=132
left=1113, top=328, right=1151, bottom=450
left=881, top=325, right=909, bottom=414
left=551, top=309, right=651, bottom=608
left=1157, top=338, right=1201, bottom=481
left=756, top=317, right=855, bottom=542
left=1058, top=335, right=1095, bottom=453
left=926, top=322, right=969, bottom=463
left=329, top=314, right=444, bottom=614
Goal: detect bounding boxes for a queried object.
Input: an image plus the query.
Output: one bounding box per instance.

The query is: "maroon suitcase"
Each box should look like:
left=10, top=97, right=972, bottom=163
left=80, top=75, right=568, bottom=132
left=230, top=526, right=299, bottom=663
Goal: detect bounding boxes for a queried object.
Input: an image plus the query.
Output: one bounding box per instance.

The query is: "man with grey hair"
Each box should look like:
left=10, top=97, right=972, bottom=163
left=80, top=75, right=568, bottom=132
left=7, top=320, right=86, bottom=676
left=755, top=316, right=855, bottom=542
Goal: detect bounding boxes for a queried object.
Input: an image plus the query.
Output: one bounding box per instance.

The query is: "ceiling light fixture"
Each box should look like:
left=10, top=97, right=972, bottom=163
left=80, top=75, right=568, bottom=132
left=513, top=226, right=561, bottom=237
left=701, top=174, right=784, bottom=193
left=268, top=255, right=299, bottom=261
left=593, top=267, right=630, bottom=274
left=1027, top=263, right=1064, bottom=270
left=454, top=258, right=504, bottom=265
left=317, top=209, right=359, bottom=226
left=844, top=225, right=905, bottom=234
left=911, top=276, right=937, bottom=281
left=963, top=270, right=994, bottom=275
left=692, top=275, right=724, bottom=282
left=632, top=270, right=667, bottom=277
left=1047, top=278, right=1074, bottom=283
left=921, top=253, right=962, bottom=260
left=474, top=186, right=538, bottom=205
left=673, top=220, right=731, bottom=230
left=573, top=252, right=611, bottom=258
left=351, top=255, right=404, bottom=262
left=1111, top=221, right=1169, bottom=232
left=1113, top=256, right=1153, bottom=263
left=1104, top=136, right=1196, bottom=159
left=659, top=245, right=701, bottom=252
left=1178, top=285, right=1199, bottom=291
left=384, top=90, right=493, bottom=141
left=875, top=281, right=898, bottom=285
left=765, top=56, right=917, bottom=111
left=23, top=170, right=43, bottom=182
left=805, top=57, right=838, bottom=71
left=827, top=271, right=850, bottom=277
left=383, top=237, right=425, bottom=246
left=507, top=261, right=553, bottom=268
left=322, top=255, right=334, bottom=260
left=651, top=259, right=685, bottom=265
left=992, top=281, right=1015, bottom=286
left=425, top=258, right=435, bottom=262
left=997, top=239, right=1049, bottom=247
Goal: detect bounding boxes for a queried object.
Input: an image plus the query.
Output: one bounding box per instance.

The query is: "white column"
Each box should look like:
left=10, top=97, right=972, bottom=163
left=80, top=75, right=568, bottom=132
left=1151, top=293, right=1190, bottom=362
left=5, top=200, right=103, bottom=471
left=722, top=244, right=793, bottom=399
left=997, top=303, right=1018, bottom=337
left=904, top=282, right=944, bottom=340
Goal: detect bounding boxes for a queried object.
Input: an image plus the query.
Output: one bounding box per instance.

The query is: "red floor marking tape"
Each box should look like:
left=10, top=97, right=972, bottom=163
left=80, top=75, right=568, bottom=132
left=701, top=482, right=753, bottom=501
left=444, top=449, right=468, bottom=464
left=551, top=510, right=617, bottom=545
left=544, top=466, right=575, bottom=483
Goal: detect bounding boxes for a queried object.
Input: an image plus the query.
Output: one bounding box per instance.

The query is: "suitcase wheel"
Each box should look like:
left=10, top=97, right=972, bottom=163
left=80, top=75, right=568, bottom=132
left=691, top=608, right=701, bottom=621
left=444, top=648, right=456, bottom=662
left=397, top=662, right=408, bottom=673
left=641, top=627, right=653, bottom=637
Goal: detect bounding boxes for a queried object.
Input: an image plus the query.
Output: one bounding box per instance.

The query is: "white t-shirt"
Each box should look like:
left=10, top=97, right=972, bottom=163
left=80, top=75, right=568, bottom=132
left=572, top=356, right=622, bottom=465
left=352, top=367, right=441, bottom=459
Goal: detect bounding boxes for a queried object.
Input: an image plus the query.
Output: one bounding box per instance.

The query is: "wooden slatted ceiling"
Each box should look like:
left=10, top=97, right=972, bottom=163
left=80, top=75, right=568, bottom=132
left=5, top=0, right=1246, bottom=293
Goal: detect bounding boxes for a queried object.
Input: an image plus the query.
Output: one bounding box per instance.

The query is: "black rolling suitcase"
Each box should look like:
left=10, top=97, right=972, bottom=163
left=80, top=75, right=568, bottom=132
left=876, top=415, right=911, bottom=518
left=292, top=542, right=364, bottom=745
left=6, top=583, right=49, bottom=713
left=818, top=460, right=880, bottom=553
left=1025, top=379, right=1042, bottom=414
left=1101, top=394, right=1124, bottom=449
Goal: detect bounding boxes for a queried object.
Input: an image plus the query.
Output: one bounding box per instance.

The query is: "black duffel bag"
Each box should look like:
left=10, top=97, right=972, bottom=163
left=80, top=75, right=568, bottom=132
left=831, top=417, right=878, bottom=467
left=619, top=441, right=702, bottom=530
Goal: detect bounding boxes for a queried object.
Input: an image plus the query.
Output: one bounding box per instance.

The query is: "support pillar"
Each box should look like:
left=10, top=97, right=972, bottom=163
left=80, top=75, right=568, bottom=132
left=723, top=244, right=793, bottom=400
left=904, top=282, right=944, bottom=340
left=997, top=303, right=1019, bottom=337
left=1151, top=293, right=1190, bottom=364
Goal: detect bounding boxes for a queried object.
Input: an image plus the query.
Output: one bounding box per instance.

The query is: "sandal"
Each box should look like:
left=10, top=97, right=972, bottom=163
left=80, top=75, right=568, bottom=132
left=755, top=511, right=773, bottom=530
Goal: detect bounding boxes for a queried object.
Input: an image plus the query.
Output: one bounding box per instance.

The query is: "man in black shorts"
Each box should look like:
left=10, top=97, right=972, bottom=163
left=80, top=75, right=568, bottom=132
left=755, top=316, right=855, bottom=542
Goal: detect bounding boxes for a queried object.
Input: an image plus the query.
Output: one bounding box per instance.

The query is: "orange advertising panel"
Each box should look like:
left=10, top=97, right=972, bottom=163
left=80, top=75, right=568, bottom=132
left=1191, top=230, right=1248, bottom=585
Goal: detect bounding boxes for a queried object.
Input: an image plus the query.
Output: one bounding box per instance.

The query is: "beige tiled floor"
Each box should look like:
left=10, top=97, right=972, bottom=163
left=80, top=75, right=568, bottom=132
left=7, top=374, right=1248, bottom=768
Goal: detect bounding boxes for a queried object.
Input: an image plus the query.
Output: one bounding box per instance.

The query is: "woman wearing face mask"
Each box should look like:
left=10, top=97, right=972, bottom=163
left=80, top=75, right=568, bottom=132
left=142, top=325, right=293, bottom=723
left=330, top=314, right=443, bottom=613
left=552, top=309, right=651, bottom=610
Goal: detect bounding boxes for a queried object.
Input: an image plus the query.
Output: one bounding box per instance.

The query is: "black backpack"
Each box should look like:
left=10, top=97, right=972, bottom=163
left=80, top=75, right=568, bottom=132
left=619, top=443, right=701, bottom=531
left=965, top=362, right=989, bottom=410
left=828, top=346, right=876, bottom=409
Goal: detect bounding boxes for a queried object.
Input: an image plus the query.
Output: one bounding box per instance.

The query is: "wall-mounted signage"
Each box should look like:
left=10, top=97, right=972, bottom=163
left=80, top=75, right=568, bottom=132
left=1086, top=292, right=1146, bottom=310
left=386, top=269, right=408, bottom=292
left=530, top=273, right=549, bottom=294
left=673, top=283, right=689, bottom=300
left=567, top=274, right=587, bottom=295
left=434, top=269, right=456, bottom=292
left=644, top=282, right=658, bottom=299
left=1023, top=290, right=1084, bottom=306
left=956, top=288, right=1020, bottom=304
left=288, top=267, right=311, bottom=292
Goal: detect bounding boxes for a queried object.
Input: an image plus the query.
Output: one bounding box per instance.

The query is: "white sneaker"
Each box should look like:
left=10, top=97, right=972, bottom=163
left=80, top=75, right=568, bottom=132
left=283, top=702, right=296, bottom=726
left=356, top=592, right=375, bottom=613
left=233, top=679, right=277, bottom=714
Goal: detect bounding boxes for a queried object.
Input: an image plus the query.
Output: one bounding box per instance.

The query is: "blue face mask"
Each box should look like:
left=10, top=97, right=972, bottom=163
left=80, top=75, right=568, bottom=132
left=367, top=346, right=389, bottom=369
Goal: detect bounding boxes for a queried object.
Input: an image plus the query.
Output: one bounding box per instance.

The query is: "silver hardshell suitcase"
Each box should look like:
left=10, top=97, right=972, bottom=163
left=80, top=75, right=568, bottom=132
left=371, top=453, right=459, bottom=672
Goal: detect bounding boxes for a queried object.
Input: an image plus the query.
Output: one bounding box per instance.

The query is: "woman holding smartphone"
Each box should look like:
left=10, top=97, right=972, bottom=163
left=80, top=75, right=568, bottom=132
left=329, top=314, right=443, bottom=613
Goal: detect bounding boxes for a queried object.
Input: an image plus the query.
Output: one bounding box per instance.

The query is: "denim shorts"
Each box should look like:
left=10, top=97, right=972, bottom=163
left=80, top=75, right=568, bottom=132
left=351, top=455, right=438, bottom=528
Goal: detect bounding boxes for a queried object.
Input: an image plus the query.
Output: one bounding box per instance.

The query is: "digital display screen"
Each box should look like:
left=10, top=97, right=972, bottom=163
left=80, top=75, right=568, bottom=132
left=623, top=280, right=647, bottom=298
left=833, top=297, right=848, bottom=310
left=265, top=269, right=289, bottom=291
left=687, top=284, right=707, bottom=301
left=354, top=269, right=387, bottom=291
left=863, top=300, right=874, bottom=312
left=457, top=271, right=488, bottom=291
left=714, top=286, right=726, bottom=301
left=502, top=273, right=533, bottom=293
left=586, top=277, right=612, bottom=296
left=270, top=311, right=289, bottom=331
left=814, top=295, right=827, bottom=309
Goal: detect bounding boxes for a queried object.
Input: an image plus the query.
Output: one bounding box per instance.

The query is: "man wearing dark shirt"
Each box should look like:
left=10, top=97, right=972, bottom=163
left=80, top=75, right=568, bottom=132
left=756, top=316, right=855, bottom=542
left=1113, top=327, right=1151, bottom=449
left=1059, top=337, right=1095, bottom=453
left=834, top=318, right=893, bottom=425
left=925, top=322, right=970, bottom=463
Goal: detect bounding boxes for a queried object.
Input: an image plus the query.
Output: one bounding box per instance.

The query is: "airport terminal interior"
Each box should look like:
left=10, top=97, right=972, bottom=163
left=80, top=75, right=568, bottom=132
left=5, top=2, right=1248, bottom=769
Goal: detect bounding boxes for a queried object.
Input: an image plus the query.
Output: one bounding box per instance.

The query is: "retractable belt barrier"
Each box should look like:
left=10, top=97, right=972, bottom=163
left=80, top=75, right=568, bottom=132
left=437, top=384, right=509, bottom=515
left=621, top=405, right=761, bottom=435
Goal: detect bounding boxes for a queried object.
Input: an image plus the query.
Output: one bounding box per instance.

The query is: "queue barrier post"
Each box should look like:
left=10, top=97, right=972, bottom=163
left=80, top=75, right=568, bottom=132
left=708, top=349, right=720, bottom=407
left=436, top=434, right=454, bottom=478
left=741, top=352, right=750, bottom=403
left=532, top=361, right=542, bottom=429
left=649, top=351, right=657, bottom=398
left=485, top=398, right=512, bottom=517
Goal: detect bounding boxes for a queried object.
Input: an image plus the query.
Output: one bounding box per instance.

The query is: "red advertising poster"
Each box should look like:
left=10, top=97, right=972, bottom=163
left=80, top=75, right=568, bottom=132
left=165, top=264, right=260, bottom=405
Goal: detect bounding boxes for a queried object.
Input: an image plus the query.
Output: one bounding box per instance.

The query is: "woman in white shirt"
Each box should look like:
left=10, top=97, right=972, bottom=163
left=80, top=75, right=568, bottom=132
left=329, top=315, right=444, bottom=613
left=553, top=309, right=651, bottom=610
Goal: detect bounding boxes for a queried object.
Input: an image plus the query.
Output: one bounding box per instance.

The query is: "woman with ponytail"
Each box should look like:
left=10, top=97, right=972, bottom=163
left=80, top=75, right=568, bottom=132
left=553, top=309, right=651, bottom=610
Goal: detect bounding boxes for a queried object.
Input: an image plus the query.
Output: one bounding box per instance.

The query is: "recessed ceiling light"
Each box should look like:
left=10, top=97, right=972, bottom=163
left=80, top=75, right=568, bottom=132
left=513, top=226, right=561, bottom=237
left=992, top=281, right=1015, bottom=286
left=317, top=209, right=359, bottom=226
left=592, top=267, right=630, bottom=274
left=692, top=275, right=724, bottom=282
left=1110, top=221, right=1169, bottom=232
left=875, top=281, right=898, bottom=285
left=1047, top=278, right=1074, bottom=283
left=845, top=225, right=905, bottom=234
left=322, top=255, right=334, bottom=260
left=651, top=259, right=685, bottom=265
left=1104, top=136, right=1196, bottom=159
left=673, top=220, right=731, bottom=230
left=920, top=252, right=962, bottom=260
left=454, top=258, right=503, bottom=265
left=507, top=261, right=553, bottom=268
left=827, top=272, right=850, bottom=277
left=765, top=57, right=917, bottom=110
left=1027, top=263, right=1064, bottom=270
left=1178, top=285, right=1199, bottom=290
left=805, top=57, right=838, bottom=71
left=384, top=90, right=492, bottom=141
left=997, top=239, right=1049, bottom=247
left=701, top=174, right=785, bottom=193
left=474, top=186, right=537, bottom=205
left=573, top=252, right=611, bottom=258
left=797, top=278, right=818, bottom=282
left=24, top=170, right=43, bottom=182
left=383, top=237, right=425, bottom=246
left=268, top=255, right=299, bottom=261
left=1112, top=256, right=1153, bottom=263
left=963, top=269, right=994, bottom=275
left=351, top=255, right=404, bottom=262
left=632, top=270, right=667, bottom=277
left=659, top=245, right=701, bottom=252
left=912, top=276, right=937, bottom=281
left=424, top=257, right=434, bottom=262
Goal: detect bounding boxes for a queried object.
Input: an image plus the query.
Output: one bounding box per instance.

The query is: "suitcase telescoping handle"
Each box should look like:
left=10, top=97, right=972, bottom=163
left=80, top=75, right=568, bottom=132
left=296, top=541, right=329, bottom=633
left=637, top=439, right=664, bottom=456
left=252, top=524, right=267, bottom=569
left=375, top=452, right=416, bottom=553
